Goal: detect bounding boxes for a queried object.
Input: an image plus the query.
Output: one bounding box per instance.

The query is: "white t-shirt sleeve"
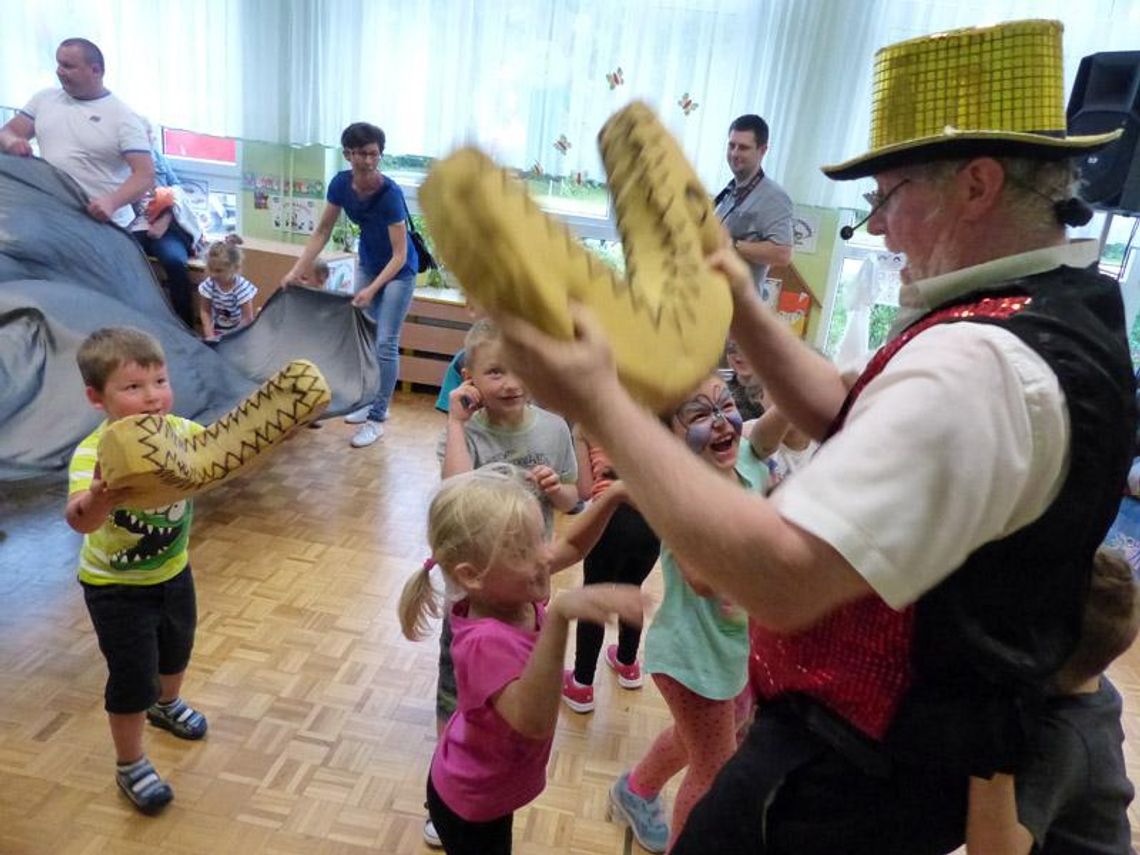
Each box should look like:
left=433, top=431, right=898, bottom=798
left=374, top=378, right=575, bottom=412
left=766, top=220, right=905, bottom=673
left=117, top=109, right=150, bottom=155
left=771, top=323, right=1070, bottom=609
left=19, top=89, right=49, bottom=123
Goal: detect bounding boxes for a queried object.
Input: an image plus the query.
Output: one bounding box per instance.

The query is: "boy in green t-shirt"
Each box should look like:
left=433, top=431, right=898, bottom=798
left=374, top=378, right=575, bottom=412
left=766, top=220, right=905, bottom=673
left=66, top=327, right=207, bottom=815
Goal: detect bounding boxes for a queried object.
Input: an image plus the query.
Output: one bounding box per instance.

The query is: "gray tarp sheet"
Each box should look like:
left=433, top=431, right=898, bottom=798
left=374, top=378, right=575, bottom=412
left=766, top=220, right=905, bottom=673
left=0, top=154, right=378, bottom=479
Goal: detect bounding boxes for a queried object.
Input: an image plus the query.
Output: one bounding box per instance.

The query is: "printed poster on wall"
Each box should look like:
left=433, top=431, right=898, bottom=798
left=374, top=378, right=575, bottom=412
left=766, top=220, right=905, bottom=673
left=791, top=207, right=821, bottom=254
left=268, top=196, right=319, bottom=235
left=778, top=290, right=812, bottom=338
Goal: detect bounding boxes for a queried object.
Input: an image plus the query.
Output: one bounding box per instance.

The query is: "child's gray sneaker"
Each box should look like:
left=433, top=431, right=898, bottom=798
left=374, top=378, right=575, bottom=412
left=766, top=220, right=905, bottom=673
left=608, top=771, right=669, bottom=853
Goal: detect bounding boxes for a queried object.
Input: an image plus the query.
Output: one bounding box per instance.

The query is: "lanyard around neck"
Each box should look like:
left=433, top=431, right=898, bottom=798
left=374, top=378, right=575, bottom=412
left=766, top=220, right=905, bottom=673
left=717, top=169, right=764, bottom=222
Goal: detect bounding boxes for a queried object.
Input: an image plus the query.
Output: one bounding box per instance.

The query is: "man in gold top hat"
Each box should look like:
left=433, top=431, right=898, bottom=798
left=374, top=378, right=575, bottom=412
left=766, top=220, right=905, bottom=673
left=494, top=18, right=1135, bottom=853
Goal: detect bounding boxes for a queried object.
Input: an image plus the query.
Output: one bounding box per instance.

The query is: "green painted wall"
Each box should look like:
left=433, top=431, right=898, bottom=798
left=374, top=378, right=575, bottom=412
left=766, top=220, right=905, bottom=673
left=240, top=142, right=337, bottom=245
left=789, top=204, right=839, bottom=343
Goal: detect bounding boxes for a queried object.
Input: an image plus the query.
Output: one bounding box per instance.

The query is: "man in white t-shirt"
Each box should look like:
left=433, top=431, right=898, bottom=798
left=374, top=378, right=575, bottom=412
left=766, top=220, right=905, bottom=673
left=486, top=20, right=1135, bottom=853
left=0, top=38, right=153, bottom=228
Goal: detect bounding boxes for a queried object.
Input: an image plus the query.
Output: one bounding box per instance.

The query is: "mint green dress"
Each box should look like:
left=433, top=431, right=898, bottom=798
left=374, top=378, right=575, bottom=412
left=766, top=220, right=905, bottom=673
left=643, top=452, right=767, bottom=699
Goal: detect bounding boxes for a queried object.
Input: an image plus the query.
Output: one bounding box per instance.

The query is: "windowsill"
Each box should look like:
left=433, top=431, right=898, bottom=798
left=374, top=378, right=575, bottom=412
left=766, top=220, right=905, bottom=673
left=413, top=284, right=465, bottom=305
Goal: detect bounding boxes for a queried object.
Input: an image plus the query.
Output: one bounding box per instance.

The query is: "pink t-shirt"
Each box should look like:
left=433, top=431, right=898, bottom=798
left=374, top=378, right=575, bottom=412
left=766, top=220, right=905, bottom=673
left=430, top=600, right=552, bottom=822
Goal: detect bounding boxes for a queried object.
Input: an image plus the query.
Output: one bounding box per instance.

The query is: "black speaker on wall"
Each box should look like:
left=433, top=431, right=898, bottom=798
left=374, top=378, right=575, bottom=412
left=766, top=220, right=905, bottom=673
left=1067, top=51, right=1140, bottom=215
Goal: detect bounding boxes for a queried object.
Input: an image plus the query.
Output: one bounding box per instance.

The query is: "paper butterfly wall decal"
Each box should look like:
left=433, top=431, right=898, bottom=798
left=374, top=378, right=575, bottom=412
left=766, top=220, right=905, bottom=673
left=553, top=134, right=572, bottom=154
left=606, top=67, right=624, bottom=89
left=677, top=93, right=699, bottom=115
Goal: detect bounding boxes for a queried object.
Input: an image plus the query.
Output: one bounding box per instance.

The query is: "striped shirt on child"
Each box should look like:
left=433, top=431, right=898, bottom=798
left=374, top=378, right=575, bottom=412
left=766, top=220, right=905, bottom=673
left=198, top=275, right=257, bottom=331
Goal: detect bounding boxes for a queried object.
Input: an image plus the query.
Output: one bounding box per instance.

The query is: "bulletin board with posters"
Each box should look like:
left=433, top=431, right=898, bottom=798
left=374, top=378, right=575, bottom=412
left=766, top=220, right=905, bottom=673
left=764, top=265, right=818, bottom=339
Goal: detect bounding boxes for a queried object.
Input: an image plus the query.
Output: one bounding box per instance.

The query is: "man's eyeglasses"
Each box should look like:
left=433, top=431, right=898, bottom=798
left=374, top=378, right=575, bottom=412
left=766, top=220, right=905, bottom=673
left=861, top=178, right=911, bottom=211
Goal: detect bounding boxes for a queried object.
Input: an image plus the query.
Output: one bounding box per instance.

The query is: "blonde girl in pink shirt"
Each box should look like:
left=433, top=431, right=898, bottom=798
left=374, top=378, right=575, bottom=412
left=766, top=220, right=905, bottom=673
left=399, top=464, right=642, bottom=854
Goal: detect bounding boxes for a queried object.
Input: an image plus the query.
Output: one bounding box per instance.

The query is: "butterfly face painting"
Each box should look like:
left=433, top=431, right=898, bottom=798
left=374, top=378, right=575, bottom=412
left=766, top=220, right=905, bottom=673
left=674, top=384, right=743, bottom=454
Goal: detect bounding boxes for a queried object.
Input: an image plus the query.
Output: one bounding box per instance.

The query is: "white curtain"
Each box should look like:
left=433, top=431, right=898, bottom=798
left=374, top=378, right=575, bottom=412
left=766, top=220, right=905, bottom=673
left=0, top=0, right=243, bottom=140
left=1, top=0, right=1137, bottom=209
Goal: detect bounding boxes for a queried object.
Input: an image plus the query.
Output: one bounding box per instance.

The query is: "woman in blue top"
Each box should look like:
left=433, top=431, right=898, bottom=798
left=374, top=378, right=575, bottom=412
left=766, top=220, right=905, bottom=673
left=285, top=122, right=419, bottom=448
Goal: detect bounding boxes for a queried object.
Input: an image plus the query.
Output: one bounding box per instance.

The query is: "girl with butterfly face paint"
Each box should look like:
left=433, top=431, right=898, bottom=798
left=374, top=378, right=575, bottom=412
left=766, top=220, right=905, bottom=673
left=609, top=375, right=767, bottom=852
left=674, top=382, right=745, bottom=459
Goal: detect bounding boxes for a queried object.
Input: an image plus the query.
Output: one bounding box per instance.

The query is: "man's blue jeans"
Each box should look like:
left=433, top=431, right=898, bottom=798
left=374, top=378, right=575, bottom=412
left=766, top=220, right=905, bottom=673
left=356, top=268, right=417, bottom=422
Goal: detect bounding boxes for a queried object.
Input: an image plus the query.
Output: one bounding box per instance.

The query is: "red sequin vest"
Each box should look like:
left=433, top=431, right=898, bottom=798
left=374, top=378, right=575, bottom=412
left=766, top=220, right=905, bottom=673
left=748, top=295, right=1034, bottom=739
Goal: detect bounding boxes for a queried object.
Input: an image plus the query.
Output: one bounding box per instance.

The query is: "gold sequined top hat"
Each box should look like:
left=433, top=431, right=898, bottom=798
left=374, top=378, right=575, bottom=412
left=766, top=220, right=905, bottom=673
left=823, top=19, right=1123, bottom=180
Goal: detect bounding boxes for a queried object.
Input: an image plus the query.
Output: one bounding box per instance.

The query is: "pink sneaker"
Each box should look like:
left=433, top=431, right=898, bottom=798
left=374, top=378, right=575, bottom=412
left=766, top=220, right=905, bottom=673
left=605, top=645, right=643, bottom=689
left=561, top=670, right=595, bottom=713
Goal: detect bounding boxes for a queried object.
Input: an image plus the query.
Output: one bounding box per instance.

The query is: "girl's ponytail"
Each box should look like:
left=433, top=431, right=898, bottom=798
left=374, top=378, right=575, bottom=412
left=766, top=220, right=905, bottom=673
left=398, top=558, right=441, bottom=641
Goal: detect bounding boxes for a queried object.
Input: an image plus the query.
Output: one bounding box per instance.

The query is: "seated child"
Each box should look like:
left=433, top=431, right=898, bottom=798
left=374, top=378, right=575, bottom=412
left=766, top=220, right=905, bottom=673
left=724, top=338, right=764, bottom=421
left=65, top=327, right=208, bottom=814
left=294, top=257, right=329, bottom=290
left=197, top=240, right=258, bottom=340
left=399, top=465, right=642, bottom=854
left=436, top=303, right=482, bottom=415
left=747, top=401, right=818, bottom=490
left=966, top=546, right=1139, bottom=853
left=310, top=258, right=330, bottom=289
left=436, top=349, right=465, bottom=414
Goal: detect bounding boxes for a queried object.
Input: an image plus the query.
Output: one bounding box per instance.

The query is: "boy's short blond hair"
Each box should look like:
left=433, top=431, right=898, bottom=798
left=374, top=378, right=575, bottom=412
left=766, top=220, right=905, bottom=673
left=76, top=327, right=166, bottom=391
left=463, top=318, right=502, bottom=370
left=1054, top=547, right=1140, bottom=692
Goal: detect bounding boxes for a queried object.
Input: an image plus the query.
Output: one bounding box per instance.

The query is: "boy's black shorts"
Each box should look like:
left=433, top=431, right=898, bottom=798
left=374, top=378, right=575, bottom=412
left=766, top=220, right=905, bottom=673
left=82, top=566, right=197, bottom=714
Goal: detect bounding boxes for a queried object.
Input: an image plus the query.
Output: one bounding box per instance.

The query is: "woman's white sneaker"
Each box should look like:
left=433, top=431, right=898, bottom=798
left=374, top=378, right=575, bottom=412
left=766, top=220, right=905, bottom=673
left=350, top=422, right=383, bottom=447
left=344, top=406, right=371, bottom=424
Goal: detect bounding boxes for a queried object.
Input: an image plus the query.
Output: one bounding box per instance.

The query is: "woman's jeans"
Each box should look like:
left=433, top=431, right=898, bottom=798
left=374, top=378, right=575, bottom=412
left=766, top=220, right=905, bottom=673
left=136, top=227, right=194, bottom=327
left=355, top=268, right=416, bottom=422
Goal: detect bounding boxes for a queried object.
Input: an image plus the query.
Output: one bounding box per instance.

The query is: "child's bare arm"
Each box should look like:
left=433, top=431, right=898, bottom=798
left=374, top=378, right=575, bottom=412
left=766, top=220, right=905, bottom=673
left=199, top=301, right=215, bottom=339
left=748, top=406, right=791, bottom=459
left=530, top=465, right=578, bottom=512
left=966, top=774, right=1034, bottom=855
left=549, top=481, right=631, bottom=571
left=441, top=383, right=480, bottom=478
left=66, top=479, right=128, bottom=534
left=494, top=585, right=643, bottom=738
left=573, top=428, right=594, bottom=501
left=240, top=300, right=255, bottom=327
left=548, top=480, right=580, bottom=512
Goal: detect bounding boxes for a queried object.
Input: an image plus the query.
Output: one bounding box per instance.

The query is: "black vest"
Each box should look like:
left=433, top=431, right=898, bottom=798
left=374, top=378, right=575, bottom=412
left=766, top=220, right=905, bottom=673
left=884, top=264, right=1136, bottom=776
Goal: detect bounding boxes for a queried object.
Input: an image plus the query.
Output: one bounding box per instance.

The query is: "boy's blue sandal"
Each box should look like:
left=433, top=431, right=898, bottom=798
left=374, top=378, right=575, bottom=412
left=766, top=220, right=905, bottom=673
left=147, top=698, right=208, bottom=740
left=116, top=757, right=174, bottom=815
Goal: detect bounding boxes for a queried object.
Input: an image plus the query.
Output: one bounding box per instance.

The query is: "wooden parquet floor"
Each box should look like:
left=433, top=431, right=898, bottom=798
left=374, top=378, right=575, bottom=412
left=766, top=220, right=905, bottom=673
left=2, top=390, right=1139, bottom=853
left=0, top=392, right=674, bottom=855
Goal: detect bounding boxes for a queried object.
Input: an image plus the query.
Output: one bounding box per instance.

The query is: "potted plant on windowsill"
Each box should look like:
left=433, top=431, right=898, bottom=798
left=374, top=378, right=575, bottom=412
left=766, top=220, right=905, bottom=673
left=330, top=215, right=360, bottom=252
